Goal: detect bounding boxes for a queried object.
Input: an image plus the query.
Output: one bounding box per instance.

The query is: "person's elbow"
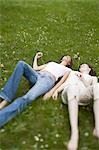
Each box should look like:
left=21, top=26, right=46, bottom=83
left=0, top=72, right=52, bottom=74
left=33, top=66, right=38, bottom=70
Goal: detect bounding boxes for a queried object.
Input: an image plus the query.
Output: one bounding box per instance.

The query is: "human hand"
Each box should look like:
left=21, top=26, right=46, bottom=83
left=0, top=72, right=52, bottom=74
left=43, top=91, right=53, bottom=101
left=36, top=52, right=43, bottom=59
left=75, top=72, right=83, bottom=79
left=52, top=91, right=58, bottom=100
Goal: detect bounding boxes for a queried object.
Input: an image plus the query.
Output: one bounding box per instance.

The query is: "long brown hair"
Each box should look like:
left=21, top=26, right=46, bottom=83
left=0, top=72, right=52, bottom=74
left=87, top=64, right=96, bottom=76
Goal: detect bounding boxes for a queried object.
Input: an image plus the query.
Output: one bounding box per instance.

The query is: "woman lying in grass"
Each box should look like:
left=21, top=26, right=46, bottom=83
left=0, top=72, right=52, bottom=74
left=46, top=64, right=99, bottom=150
left=0, top=52, right=72, bottom=127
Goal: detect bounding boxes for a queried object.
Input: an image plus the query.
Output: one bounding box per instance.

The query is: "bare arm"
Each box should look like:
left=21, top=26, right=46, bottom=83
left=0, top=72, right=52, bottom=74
left=56, top=82, right=66, bottom=93
left=48, top=73, right=69, bottom=92
left=43, top=72, right=70, bottom=100
left=52, top=82, right=66, bottom=100
left=33, top=52, right=46, bottom=71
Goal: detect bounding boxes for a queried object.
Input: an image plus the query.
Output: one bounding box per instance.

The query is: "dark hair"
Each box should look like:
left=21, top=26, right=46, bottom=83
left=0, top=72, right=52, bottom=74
left=78, top=63, right=96, bottom=76
left=87, top=64, right=96, bottom=76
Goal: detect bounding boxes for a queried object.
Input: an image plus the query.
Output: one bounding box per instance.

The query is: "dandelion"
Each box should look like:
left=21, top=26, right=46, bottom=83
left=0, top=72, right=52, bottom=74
left=33, top=143, right=38, bottom=148
left=53, top=141, right=57, bottom=144
left=45, top=144, right=49, bottom=148
left=55, top=133, right=60, bottom=138
left=73, top=54, right=78, bottom=59
left=84, top=132, right=89, bottom=137
left=0, top=129, right=5, bottom=133
left=81, top=146, right=88, bottom=150
left=13, top=51, right=15, bottom=54
left=40, top=145, right=44, bottom=148
left=22, top=141, right=26, bottom=144
left=38, top=133, right=41, bottom=137
left=40, top=138, right=44, bottom=142
left=34, top=136, right=39, bottom=141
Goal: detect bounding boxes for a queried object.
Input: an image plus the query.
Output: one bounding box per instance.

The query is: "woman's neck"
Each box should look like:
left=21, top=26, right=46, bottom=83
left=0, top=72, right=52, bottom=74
left=60, top=61, right=67, bottom=66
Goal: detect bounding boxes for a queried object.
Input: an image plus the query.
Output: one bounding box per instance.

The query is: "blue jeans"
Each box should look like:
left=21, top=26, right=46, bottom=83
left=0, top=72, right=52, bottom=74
left=0, top=61, right=55, bottom=127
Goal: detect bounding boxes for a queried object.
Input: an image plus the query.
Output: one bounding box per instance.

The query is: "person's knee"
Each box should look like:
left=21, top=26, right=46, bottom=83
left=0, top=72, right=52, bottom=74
left=15, top=60, right=26, bottom=71
left=17, top=60, right=25, bottom=67
left=67, top=85, right=79, bottom=102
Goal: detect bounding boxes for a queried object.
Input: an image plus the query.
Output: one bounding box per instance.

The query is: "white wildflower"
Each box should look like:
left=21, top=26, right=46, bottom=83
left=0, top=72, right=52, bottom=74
left=34, top=136, right=39, bottom=141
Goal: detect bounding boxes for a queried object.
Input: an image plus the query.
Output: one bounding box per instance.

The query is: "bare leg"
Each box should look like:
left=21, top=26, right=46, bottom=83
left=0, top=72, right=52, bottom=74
left=0, top=100, right=9, bottom=110
left=67, top=98, right=79, bottom=150
left=93, top=99, right=99, bottom=138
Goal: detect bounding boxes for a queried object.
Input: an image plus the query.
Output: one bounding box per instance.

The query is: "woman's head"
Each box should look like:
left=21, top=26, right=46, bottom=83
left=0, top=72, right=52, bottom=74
left=61, top=55, right=73, bottom=68
left=79, top=64, right=96, bottom=76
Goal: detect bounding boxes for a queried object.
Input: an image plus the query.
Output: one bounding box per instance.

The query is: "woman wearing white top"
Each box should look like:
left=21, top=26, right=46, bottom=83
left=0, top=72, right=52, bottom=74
left=0, top=52, right=72, bottom=127
left=52, top=64, right=99, bottom=150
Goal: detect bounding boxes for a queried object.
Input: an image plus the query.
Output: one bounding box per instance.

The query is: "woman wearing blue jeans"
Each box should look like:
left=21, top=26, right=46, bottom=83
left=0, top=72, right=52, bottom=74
left=0, top=52, right=72, bottom=127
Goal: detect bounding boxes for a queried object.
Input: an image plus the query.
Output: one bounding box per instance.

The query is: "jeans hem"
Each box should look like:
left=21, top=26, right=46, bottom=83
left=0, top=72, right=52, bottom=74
left=0, top=91, right=11, bottom=102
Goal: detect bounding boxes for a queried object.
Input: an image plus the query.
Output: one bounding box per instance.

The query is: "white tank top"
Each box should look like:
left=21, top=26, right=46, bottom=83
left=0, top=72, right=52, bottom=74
left=42, top=62, right=71, bottom=81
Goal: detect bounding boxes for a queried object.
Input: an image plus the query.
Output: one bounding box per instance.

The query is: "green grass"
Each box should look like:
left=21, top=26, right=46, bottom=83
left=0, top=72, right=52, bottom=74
left=0, top=0, right=99, bottom=149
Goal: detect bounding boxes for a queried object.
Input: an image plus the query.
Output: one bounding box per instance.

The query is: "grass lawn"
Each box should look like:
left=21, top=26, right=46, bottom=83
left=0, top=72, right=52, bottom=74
left=0, top=0, right=99, bottom=149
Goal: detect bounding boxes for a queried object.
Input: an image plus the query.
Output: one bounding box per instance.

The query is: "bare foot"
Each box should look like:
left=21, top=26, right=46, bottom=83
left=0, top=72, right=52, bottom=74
left=93, top=128, right=99, bottom=138
left=67, top=136, right=78, bottom=150
left=0, top=100, right=9, bottom=110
